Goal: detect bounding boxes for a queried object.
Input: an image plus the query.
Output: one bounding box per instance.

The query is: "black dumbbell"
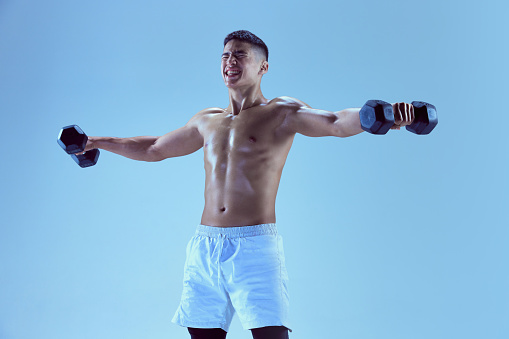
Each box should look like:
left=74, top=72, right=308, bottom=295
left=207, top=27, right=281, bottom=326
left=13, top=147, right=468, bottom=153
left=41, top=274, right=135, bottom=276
left=57, top=125, right=100, bottom=168
left=406, top=101, right=438, bottom=135
left=360, top=100, right=438, bottom=135
left=359, top=100, right=395, bottom=135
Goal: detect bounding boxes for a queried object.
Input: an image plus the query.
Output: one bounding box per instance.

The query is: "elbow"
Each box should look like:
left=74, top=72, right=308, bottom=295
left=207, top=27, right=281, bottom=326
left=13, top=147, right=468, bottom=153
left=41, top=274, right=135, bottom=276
left=334, top=130, right=350, bottom=138
left=147, top=152, right=167, bottom=162
left=334, top=126, right=363, bottom=138
left=332, top=117, right=349, bottom=138
left=145, top=144, right=166, bottom=162
left=145, top=157, right=164, bottom=163
left=333, top=111, right=363, bottom=138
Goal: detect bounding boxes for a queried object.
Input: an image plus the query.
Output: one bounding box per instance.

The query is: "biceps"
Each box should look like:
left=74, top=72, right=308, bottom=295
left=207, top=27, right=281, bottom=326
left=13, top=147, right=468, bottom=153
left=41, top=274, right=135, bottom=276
left=290, top=108, right=339, bottom=137
left=150, top=125, right=203, bottom=160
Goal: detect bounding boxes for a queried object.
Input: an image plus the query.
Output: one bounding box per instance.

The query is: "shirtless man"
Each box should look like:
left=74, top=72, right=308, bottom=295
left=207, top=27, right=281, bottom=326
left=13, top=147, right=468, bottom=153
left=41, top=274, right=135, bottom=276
left=80, top=31, right=415, bottom=339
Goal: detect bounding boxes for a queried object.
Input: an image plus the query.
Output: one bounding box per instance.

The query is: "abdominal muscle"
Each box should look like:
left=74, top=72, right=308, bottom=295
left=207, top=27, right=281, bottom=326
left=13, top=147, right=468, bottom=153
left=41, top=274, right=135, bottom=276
left=201, top=183, right=278, bottom=227
left=200, top=147, right=286, bottom=227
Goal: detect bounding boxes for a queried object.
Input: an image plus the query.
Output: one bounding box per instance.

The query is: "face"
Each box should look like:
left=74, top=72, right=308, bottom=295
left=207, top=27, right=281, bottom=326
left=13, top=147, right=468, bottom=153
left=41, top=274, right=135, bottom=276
left=221, top=40, right=268, bottom=89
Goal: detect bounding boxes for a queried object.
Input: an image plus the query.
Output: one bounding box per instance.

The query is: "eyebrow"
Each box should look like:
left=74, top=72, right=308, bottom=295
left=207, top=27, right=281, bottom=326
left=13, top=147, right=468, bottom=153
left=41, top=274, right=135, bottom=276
left=222, top=50, right=248, bottom=57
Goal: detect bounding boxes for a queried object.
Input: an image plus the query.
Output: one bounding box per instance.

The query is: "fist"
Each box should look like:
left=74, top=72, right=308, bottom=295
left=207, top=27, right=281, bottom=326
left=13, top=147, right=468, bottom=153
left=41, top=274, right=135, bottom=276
left=74, top=138, right=96, bottom=155
left=391, top=102, right=414, bottom=130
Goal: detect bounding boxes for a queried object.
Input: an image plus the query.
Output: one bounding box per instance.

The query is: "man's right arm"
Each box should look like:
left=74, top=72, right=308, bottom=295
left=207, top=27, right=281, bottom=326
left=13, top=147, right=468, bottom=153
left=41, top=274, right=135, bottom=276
left=82, top=114, right=204, bottom=162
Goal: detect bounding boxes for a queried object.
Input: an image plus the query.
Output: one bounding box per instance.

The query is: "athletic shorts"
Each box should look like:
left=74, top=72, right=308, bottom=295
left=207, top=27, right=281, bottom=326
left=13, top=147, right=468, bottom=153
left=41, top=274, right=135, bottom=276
left=172, top=224, right=291, bottom=333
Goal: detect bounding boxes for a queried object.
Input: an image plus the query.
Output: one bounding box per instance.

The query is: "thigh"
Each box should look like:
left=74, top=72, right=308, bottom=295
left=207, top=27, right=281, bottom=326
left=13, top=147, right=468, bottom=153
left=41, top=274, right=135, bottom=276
left=188, top=327, right=227, bottom=339
left=223, top=234, right=291, bottom=330
left=251, top=326, right=289, bottom=339
left=174, top=236, right=235, bottom=330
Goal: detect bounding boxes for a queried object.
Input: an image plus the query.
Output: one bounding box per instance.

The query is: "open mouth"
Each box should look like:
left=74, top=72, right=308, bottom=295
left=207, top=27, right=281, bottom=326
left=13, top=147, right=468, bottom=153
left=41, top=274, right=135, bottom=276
left=225, top=69, right=241, bottom=78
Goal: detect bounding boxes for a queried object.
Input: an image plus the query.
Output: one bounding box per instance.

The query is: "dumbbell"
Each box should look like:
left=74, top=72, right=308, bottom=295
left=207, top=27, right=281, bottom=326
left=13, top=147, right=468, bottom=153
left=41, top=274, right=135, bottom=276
left=360, top=100, right=438, bottom=135
left=57, top=125, right=100, bottom=168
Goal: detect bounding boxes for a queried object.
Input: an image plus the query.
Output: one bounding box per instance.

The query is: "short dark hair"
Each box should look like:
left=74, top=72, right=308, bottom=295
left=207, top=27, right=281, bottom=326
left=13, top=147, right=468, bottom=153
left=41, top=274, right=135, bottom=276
left=224, top=30, right=269, bottom=61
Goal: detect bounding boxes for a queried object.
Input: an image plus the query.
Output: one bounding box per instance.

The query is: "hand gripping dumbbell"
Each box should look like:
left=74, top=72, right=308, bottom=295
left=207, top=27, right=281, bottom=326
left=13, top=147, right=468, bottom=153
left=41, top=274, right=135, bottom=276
left=359, top=100, right=438, bottom=135
left=57, top=125, right=100, bottom=168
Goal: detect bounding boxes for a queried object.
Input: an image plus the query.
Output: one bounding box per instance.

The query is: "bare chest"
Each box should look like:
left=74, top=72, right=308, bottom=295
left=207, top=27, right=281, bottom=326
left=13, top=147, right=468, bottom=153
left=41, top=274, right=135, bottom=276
left=203, top=110, right=285, bottom=155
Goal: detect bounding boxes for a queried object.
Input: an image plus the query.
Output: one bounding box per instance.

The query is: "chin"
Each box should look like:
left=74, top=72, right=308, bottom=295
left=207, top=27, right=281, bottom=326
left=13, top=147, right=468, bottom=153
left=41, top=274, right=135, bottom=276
left=224, top=82, right=241, bottom=89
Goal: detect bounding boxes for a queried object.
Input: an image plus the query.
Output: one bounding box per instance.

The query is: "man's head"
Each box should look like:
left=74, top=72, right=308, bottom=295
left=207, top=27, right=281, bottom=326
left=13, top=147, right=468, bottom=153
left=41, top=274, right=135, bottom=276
left=224, top=30, right=269, bottom=62
left=222, top=30, right=269, bottom=89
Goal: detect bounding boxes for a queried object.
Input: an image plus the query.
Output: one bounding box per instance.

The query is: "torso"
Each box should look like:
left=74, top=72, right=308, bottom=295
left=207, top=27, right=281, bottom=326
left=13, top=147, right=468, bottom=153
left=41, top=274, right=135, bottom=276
left=192, top=97, right=297, bottom=227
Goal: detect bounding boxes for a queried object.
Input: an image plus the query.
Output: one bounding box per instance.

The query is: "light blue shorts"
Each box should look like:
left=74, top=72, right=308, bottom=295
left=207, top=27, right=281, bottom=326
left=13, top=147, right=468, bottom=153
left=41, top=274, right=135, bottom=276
left=172, top=224, right=291, bottom=332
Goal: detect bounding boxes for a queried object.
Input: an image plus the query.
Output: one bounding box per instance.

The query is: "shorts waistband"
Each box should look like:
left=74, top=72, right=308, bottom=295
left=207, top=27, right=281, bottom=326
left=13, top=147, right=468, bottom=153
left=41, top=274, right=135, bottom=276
left=196, top=223, right=278, bottom=238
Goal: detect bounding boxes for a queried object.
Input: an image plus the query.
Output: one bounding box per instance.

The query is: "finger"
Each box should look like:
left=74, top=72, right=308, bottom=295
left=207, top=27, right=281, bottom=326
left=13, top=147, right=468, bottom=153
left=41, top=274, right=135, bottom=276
left=393, top=102, right=402, bottom=125
left=74, top=148, right=87, bottom=156
left=405, top=102, right=411, bottom=124
left=406, top=103, right=412, bottom=124
left=400, top=103, right=411, bottom=126
left=403, top=102, right=409, bottom=125
left=399, top=103, right=404, bottom=124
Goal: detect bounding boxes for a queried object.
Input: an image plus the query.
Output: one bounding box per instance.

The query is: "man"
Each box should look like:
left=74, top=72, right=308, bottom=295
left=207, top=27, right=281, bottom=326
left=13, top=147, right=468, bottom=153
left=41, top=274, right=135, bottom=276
left=80, top=30, right=415, bottom=339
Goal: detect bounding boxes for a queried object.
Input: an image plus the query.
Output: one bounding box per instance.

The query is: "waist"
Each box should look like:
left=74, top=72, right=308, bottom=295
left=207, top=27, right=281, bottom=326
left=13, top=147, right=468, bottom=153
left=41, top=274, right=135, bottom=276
left=196, top=223, right=278, bottom=238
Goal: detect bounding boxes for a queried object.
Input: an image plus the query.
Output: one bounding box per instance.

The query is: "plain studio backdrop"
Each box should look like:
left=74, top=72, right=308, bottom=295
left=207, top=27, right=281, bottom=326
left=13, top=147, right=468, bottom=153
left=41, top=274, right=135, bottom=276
left=1, top=0, right=508, bottom=338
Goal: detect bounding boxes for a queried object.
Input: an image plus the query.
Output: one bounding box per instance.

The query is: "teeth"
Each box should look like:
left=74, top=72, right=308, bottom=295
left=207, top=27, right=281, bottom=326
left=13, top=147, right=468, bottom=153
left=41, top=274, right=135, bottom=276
left=227, top=70, right=240, bottom=76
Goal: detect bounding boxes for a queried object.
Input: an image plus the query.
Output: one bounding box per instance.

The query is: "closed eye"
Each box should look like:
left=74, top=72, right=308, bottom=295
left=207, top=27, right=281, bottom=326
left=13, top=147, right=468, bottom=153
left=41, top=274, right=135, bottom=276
left=221, top=52, right=248, bottom=59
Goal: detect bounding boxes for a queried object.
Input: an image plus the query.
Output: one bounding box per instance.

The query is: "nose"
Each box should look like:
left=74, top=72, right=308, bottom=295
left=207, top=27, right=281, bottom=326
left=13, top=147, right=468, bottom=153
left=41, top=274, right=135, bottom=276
left=226, top=54, right=237, bottom=65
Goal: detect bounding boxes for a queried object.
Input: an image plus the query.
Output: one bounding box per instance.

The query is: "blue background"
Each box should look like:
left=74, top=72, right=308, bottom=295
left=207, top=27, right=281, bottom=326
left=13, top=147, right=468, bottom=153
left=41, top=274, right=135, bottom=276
left=1, top=0, right=508, bottom=338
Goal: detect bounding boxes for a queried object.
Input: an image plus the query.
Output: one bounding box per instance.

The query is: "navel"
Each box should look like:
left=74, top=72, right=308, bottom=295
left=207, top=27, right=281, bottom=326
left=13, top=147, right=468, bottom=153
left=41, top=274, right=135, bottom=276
left=219, top=207, right=226, bottom=212
left=249, top=136, right=257, bottom=143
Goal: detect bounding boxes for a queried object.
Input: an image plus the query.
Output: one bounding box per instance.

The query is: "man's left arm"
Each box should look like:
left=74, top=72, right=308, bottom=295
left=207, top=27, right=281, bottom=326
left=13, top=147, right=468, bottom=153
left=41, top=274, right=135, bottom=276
left=281, top=97, right=413, bottom=137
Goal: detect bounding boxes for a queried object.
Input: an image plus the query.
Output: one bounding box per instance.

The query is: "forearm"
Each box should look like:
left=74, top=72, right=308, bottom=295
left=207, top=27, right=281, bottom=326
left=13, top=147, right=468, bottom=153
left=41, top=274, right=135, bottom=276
left=88, top=136, right=160, bottom=162
left=333, top=108, right=363, bottom=137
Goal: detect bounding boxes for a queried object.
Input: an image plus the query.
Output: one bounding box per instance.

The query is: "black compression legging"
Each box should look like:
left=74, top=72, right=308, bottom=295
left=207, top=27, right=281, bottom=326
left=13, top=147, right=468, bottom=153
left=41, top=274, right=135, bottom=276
left=188, top=326, right=289, bottom=339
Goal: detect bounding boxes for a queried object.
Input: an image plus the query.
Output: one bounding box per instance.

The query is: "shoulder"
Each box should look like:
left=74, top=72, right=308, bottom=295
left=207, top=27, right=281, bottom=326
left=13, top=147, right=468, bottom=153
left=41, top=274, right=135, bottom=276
left=268, top=97, right=312, bottom=124
left=270, top=97, right=313, bottom=135
left=266, top=97, right=312, bottom=123
left=196, top=107, right=225, bottom=117
left=187, top=107, right=225, bottom=125
left=271, top=96, right=311, bottom=109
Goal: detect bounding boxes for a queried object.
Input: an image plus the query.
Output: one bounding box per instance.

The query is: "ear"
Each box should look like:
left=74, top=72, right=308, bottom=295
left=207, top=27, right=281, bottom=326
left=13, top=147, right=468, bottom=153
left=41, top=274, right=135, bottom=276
left=259, top=60, right=269, bottom=75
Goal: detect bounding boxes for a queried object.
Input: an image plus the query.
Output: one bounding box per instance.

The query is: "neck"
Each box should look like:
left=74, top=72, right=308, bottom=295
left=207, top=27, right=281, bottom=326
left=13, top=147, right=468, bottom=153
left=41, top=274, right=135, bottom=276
left=227, top=85, right=267, bottom=116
